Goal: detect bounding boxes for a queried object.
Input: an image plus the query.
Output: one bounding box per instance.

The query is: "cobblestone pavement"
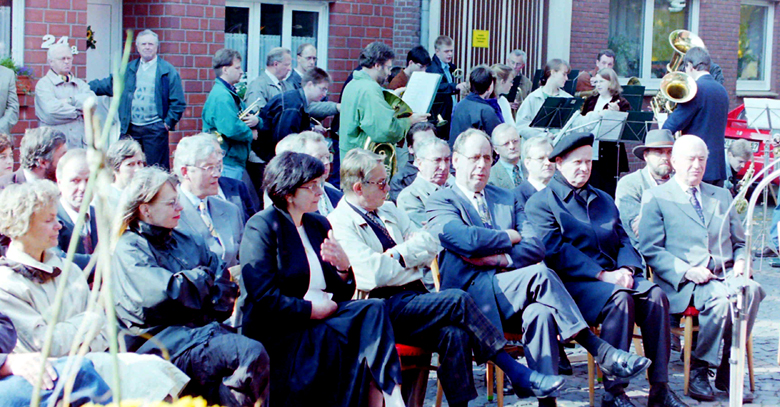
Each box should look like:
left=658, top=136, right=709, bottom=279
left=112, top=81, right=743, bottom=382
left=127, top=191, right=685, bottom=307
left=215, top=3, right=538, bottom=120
left=421, top=227, right=780, bottom=406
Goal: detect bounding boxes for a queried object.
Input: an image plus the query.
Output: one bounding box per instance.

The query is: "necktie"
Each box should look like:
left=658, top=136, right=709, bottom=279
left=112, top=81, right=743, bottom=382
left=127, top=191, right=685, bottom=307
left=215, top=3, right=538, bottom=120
left=512, top=165, right=522, bottom=187
left=688, top=187, right=705, bottom=224
left=199, top=201, right=224, bottom=249
left=365, top=210, right=396, bottom=244
left=442, top=62, right=457, bottom=106
left=82, top=212, right=94, bottom=254
left=475, top=192, right=493, bottom=228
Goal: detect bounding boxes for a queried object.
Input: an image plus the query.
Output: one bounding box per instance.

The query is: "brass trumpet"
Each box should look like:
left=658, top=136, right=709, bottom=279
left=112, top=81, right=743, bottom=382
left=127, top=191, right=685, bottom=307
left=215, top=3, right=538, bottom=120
left=239, top=97, right=262, bottom=120
left=363, top=91, right=414, bottom=179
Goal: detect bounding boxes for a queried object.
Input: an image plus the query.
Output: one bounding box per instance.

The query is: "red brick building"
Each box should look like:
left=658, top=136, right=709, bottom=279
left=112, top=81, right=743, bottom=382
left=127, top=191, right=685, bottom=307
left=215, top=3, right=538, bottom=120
left=3, top=0, right=778, bottom=165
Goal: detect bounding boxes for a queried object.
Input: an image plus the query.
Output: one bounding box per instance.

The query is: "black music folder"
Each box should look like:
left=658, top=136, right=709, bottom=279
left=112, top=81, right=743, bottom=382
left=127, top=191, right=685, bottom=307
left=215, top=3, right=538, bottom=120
left=619, top=111, right=654, bottom=143
left=530, top=97, right=585, bottom=130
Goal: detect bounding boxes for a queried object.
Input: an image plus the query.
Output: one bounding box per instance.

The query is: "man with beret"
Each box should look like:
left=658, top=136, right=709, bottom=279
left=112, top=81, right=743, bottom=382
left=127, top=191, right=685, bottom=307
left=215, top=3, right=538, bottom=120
left=614, top=129, right=675, bottom=248
left=427, top=128, right=651, bottom=407
left=525, top=132, right=686, bottom=407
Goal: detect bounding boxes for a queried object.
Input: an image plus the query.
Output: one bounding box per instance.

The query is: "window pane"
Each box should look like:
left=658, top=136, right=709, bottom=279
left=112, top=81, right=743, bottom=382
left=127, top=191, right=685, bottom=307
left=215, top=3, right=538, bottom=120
left=609, top=0, right=644, bottom=78
left=260, top=3, right=283, bottom=63
left=291, top=10, right=319, bottom=69
left=0, top=0, right=11, bottom=58
left=738, top=4, right=767, bottom=81
left=225, top=6, right=250, bottom=72
left=650, top=0, right=691, bottom=78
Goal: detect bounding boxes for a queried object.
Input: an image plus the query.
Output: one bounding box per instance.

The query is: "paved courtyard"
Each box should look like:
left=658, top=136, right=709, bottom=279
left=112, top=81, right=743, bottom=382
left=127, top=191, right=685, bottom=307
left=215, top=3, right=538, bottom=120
left=422, top=219, right=780, bottom=407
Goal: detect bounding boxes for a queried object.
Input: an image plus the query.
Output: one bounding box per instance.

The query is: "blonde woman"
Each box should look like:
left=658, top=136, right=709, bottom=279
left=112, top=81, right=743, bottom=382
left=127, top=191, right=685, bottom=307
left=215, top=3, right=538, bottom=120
left=0, top=180, right=187, bottom=401
left=111, top=167, right=269, bottom=407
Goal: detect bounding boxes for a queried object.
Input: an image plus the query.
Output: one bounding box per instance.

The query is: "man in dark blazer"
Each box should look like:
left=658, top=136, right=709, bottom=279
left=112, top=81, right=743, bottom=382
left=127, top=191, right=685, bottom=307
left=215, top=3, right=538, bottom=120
left=662, top=47, right=729, bottom=186
left=55, top=149, right=97, bottom=274
left=427, top=35, right=469, bottom=143
left=639, top=135, right=764, bottom=402
left=525, top=132, right=685, bottom=407
left=427, top=129, right=650, bottom=407
left=513, top=135, right=554, bottom=207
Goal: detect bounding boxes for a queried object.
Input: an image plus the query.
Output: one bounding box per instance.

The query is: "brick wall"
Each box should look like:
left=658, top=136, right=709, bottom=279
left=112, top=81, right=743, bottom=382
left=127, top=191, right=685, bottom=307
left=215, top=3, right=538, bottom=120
left=569, top=0, right=609, bottom=72
left=392, top=0, right=422, bottom=61
left=699, top=0, right=741, bottom=108
left=123, top=0, right=226, bottom=155
left=327, top=0, right=395, bottom=94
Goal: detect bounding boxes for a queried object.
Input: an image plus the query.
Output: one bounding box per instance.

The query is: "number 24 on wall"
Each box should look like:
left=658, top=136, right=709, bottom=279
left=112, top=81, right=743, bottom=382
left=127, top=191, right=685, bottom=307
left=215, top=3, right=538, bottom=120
left=41, top=35, right=80, bottom=55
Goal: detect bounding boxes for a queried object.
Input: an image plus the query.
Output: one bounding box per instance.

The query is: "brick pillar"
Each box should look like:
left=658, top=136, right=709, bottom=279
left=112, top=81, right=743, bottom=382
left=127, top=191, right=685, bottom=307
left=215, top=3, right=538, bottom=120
left=569, top=0, right=610, bottom=72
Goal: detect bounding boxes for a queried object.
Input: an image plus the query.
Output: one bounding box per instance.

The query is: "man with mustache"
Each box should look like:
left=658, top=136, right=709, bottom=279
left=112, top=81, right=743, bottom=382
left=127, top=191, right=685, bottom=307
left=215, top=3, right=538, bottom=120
left=614, top=129, right=675, bottom=248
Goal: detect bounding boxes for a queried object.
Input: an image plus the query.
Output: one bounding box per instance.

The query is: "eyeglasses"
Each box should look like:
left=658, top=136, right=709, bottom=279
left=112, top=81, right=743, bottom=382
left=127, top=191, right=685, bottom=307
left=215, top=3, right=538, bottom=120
left=151, top=197, right=180, bottom=209
left=188, top=163, right=223, bottom=176
left=300, top=183, right=324, bottom=193
left=363, top=179, right=388, bottom=189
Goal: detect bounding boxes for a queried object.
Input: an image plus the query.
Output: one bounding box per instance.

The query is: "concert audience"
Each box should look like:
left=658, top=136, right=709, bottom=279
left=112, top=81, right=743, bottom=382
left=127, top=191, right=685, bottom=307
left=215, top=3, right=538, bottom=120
left=513, top=135, right=554, bottom=207
left=388, top=45, right=431, bottom=90
left=397, top=136, right=451, bottom=227
left=288, top=44, right=340, bottom=120
left=0, top=127, right=67, bottom=188
left=525, top=132, right=686, bottom=407
left=111, top=167, right=269, bottom=406
left=0, top=179, right=188, bottom=401
left=240, top=151, right=403, bottom=406
left=89, top=29, right=186, bottom=170
left=516, top=59, right=573, bottom=139
left=245, top=47, right=294, bottom=109
left=330, top=148, right=565, bottom=405
left=427, top=129, right=651, bottom=407
left=639, top=135, right=764, bottom=402
left=614, top=129, right=674, bottom=247
left=488, top=124, right=524, bottom=189
left=449, top=65, right=502, bottom=144
left=35, top=43, right=96, bottom=149
left=577, top=67, right=630, bottom=197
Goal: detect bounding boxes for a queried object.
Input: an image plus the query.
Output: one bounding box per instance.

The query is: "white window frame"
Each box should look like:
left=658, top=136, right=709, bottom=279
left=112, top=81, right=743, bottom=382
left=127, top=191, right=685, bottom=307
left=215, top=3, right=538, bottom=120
left=617, top=0, right=700, bottom=90
left=736, top=0, right=774, bottom=92
left=225, top=0, right=329, bottom=82
left=8, top=0, right=25, bottom=63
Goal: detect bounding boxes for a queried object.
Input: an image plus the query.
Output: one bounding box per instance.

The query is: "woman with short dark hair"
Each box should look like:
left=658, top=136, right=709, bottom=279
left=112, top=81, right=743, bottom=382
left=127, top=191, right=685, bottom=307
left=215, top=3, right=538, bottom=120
left=105, top=138, right=146, bottom=208
left=241, top=151, right=403, bottom=407
left=111, top=167, right=270, bottom=407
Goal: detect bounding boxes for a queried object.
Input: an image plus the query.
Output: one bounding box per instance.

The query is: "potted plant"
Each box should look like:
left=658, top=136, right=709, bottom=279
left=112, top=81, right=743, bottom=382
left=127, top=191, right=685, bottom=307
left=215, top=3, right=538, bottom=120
left=0, top=56, right=35, bottom=95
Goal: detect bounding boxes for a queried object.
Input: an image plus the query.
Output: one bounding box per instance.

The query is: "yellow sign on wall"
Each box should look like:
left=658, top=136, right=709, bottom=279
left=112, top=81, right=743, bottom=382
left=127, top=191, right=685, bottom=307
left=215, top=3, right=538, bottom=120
left=473, top=30, right=489, bottom=48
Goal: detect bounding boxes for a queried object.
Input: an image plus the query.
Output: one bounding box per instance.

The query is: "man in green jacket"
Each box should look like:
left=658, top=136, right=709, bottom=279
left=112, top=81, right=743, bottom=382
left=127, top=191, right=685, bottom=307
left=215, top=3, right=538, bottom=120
left=202, top=49, right=260, bottom=180
left=339, top=42, right=428, bottom=163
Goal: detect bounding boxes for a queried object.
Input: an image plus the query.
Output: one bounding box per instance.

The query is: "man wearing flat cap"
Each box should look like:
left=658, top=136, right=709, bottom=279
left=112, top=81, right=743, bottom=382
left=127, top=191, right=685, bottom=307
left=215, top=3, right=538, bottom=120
left=615, top=129, right=675, bottom=247
left=525, top=132, right=686, bottom=407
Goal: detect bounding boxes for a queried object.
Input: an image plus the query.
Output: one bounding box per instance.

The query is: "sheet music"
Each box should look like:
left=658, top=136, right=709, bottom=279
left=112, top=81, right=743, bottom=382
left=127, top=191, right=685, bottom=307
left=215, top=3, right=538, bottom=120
left=402, top=72, right=442, bottom=114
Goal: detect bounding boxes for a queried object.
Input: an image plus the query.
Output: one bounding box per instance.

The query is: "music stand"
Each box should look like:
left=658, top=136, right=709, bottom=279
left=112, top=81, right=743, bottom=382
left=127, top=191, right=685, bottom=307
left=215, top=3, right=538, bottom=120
left=530, top=97, right=585, bottom=132
left=622, top=85, right=646, bottom=112
left=562, top=70, right=580, bottom=96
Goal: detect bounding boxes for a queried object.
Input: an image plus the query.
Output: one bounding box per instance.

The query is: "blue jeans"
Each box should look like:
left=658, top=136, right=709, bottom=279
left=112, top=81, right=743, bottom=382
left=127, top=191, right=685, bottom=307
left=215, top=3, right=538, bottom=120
left=0, top=357, right=112, bottom=407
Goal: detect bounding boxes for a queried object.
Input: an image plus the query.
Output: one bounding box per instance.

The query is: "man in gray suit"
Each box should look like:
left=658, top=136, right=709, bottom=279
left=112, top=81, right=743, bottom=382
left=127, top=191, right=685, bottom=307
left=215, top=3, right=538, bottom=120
left=0, top=62, right=18, bottom=135
left=614, top=129, right=674, bottom=247
left=397, top=136, right=451, bottom=228
left=639, top=135, right=765, bottom=402
left=488, top=124, right=524, bottom=189
left=244, top=47, right=293, bottom=109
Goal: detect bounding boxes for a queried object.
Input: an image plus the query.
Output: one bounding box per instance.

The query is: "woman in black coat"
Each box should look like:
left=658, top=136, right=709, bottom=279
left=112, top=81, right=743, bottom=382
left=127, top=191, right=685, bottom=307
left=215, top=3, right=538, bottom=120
left=240, top=151, right=403, bottom=407
left=112, top=167, right=270, bottom=407
left=578, top=68, right=631, bottom=197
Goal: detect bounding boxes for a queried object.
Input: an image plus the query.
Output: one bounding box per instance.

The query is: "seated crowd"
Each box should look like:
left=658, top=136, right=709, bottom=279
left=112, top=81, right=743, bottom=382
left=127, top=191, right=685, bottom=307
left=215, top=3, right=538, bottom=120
left=0, top=40, right=763, bottom=407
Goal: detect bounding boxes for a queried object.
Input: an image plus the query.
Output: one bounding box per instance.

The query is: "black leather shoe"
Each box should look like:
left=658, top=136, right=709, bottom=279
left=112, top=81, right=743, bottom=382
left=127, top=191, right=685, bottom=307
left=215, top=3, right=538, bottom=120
left=754, top=246, right=778, bottom=258
left=688, top=366, right=715, bottom=401
left=714, top=371, right=754, bottom=403
left=601, top=393, right=635, bottom=407
left=515, top=371, right=566, bottom=398
left=598, top=349, right=651, bottom=380
left=538, top=396, right=557, bottom=407
left=770, top=258, right=780, bottom=268
left=503, top=374, right=515, bottom=396
left=559, top=345, right=573, bottom=376
left=648, top=384, right=689, bottom=407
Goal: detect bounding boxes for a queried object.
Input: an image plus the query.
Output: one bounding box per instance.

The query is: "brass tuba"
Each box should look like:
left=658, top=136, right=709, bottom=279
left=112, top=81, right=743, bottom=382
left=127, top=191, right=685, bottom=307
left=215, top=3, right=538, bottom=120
left=734, top=161, right=755, bottom=214
left=651, top=30, right=704, bottom=118
left=364, top=91, right=413, bottom=179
